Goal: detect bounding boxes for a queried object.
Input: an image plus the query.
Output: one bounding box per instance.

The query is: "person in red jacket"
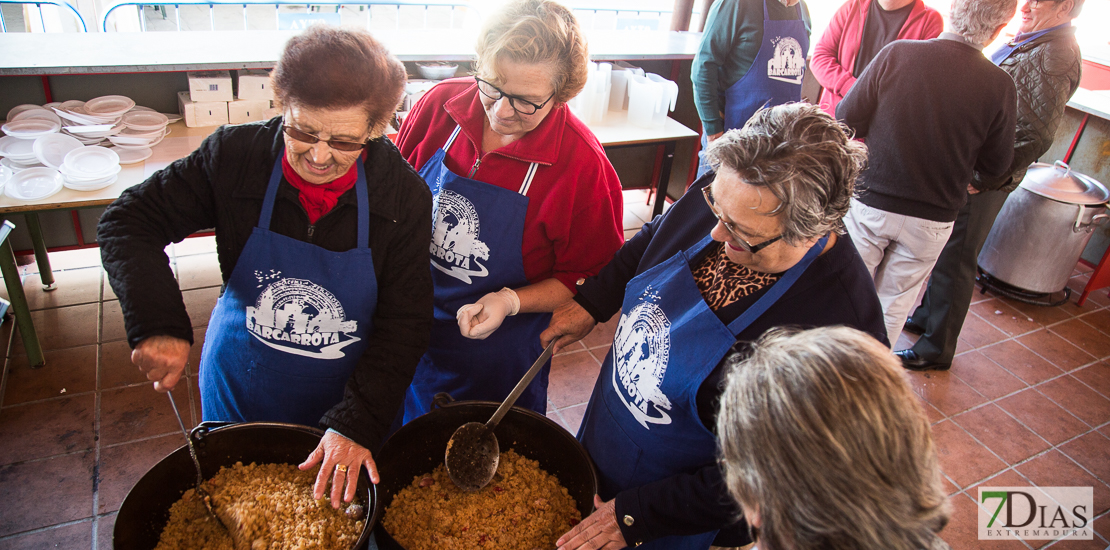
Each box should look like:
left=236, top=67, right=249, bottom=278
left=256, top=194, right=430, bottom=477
left=394, top=0, right=624, bottom=423
left=810, top=0, right=943, bottom=116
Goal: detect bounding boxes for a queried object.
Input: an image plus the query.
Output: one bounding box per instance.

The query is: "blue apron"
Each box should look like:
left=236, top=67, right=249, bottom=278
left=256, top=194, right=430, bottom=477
left=402, top=126, right=550, bottom=423
left=199, top=154, right=377, bottom=425
left=578, top=233, right=827, bottom=550
left=723, top=0, right=810, bottom=130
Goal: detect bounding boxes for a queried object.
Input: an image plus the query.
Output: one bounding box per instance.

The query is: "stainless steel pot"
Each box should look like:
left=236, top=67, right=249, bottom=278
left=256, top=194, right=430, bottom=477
left=979, top=161, right=1110, bottom=294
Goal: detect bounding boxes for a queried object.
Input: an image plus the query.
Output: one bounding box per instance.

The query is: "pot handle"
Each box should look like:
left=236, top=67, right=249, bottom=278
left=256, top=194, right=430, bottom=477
left=431, top=392, right=457, bottom=410
left=188, top=421, right=233, bottom=443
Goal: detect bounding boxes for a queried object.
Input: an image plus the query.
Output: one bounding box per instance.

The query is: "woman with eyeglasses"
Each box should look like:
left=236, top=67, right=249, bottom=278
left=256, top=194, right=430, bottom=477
left=543, top=103, right=888, bottom=550
left=98, top=26, right=432, bottom=507
left=394, top=0, right=623, bottom=422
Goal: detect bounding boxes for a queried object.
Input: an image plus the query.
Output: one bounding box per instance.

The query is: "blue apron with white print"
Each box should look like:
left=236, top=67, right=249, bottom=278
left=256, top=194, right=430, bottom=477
left=723, top=0, right=809, bottom=130
left=577, top=233, right=827, bottom=550
left=402, top=125, right=551, bottom=423
left=198, top=154, right=377, bottom=425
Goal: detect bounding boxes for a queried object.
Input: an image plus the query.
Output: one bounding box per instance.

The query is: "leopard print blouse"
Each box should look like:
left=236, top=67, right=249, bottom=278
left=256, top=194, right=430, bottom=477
left=691, top=242, right=781, bottom=311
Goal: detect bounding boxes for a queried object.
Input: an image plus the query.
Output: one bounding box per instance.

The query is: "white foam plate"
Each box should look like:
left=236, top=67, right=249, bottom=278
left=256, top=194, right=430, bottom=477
left=13, top=108, right=62, bottom=127
left=63, top=124, right=117, bottom=135
left=0, top=136, right=37, bottom=161
left=6, top=104, right=42, bottom=122
left=61, top=163, right=122, bottom=181
left=121, top=111, right=168, bottom=132
left=59, top=100, right=86, bottom=111
left=2, top=119, right=60, bottom=139
left=64, top=173, right=118, bottom=191
left=6, top=167, right=63, bottom=201
left=33, top=134, right=83, bottom=169
left=85, top=95, right=136, bottom=117
left=112, top=146, right=152, bottom=164
left=1, top=157, right=44, bottom=172
left=53, top=108, right=100, bottom=126
left=62, top=146, right=120, bottom=178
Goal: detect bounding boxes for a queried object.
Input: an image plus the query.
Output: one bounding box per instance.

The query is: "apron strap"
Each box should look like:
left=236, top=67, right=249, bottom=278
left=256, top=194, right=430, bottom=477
left=725, top=234, right=828, bottom=336
left=259, top=150, right=371, bottom=249
left=443, top=125, right=463, bottom=151
left=518, top=163, right=539, bottom=196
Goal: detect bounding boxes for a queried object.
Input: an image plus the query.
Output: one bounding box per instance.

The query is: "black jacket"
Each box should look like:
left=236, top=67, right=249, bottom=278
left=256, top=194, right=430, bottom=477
left=978, top=25, right=1082, bottom=193
left=575, top=173, right=887, bottom=547
left=837, top=37, right=1017, bottom=222
left=98, top=117, right=433, bottom=452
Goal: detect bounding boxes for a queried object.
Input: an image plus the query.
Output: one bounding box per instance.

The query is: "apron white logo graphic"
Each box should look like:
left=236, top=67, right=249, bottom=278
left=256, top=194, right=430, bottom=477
left=767, top=36, right=806, bottom=84
left=430, top=190, right=491, bottom=284
left=613, top=294, right=673, bottom=429
left=245, top=277, right=361, bottom=359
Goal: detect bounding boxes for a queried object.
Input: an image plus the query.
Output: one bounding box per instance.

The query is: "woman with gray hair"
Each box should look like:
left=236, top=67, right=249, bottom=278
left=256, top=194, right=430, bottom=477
left=543, top=103, right=887, bottom=550
left=717, top=326, right=950, bottom=549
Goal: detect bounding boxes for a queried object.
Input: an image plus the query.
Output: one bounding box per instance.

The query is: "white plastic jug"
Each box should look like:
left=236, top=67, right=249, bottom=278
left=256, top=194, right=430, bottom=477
left=608, top=65, right=644, bottom=111
left=627, top=73, right=678, bottom=128
left=569, top=62, right=612, bottom=124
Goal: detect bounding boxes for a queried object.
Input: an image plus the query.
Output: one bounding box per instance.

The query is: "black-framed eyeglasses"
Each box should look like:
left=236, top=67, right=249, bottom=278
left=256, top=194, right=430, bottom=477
left=474, top=77, right=557, bottom=116
left=702, top=185, right=783, bottom=254
left=282, top=124, right=367, bottom=152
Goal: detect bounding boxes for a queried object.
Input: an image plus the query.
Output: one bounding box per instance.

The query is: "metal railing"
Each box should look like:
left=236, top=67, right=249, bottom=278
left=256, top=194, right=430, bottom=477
left=0, top=0, right=87, bottom=31
left=100, top=0, right=474, bottom=31
left=563, top=3, right=674, bottom=30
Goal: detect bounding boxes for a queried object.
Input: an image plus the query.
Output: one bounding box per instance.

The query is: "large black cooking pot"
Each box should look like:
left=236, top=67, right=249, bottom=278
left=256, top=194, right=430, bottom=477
left=114, top=422, right=376, bottom=550
left=372, top=393, right=598, bottom=550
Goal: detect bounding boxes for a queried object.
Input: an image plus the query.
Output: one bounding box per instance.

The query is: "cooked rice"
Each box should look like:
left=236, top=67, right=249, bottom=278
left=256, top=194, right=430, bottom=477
left=383, top=450, right=580, bottom=550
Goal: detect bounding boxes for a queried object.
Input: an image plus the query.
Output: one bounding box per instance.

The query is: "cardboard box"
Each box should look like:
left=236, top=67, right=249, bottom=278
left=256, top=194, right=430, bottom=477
left=236, top=70, right=274, bottom=101
left=187, top=70, right=234, bottom=102
left=178, top=91, right=229, bottom=127
left=228, top=98, right=273, bottom=125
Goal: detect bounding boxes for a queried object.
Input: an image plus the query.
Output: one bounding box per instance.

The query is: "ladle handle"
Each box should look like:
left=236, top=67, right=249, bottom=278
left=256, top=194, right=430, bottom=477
left=487, top=341, right=556, bottom=430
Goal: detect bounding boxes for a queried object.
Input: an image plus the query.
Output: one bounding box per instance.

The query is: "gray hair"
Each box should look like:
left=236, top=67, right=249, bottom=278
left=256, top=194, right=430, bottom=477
left=949, top=0, right=1018, bottom=45
left=716, top=327, right=949, bottom=550
left=703, top=103, right=867, bottom=246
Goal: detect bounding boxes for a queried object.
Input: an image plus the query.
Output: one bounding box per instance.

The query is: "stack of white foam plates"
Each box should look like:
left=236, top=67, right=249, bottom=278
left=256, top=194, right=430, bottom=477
left=2, top=118, right=60, bottom=139
left=108, top=126, right=168, bottom=149
left=0, top=157, right=45, bottom=172
left=62, top=123, right=120, bottom=145
left=111, top=146, right=153, bottom=165
left=6, top=104, right=42, bottom=121
left=59, top=146, right=121, bottom=191
left=121, top=110, right=168, bottom=132
left=12, top=108, right=62, bottom=128
left=0, top=135, right=39, bottom=164
left=128, top=105, right=183, bottom=124
left=33, top=134, right=83, bottom=170
left=5, top=167, right=63, bottom=201
left=84, top=95, right=135, bottom=123
left=0, top=165, right=11, bottom=194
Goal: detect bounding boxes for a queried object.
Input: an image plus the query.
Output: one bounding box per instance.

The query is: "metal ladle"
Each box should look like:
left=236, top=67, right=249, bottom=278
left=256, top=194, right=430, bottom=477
left=445, top=341, right=556, bottom=491
left=166, top=387, right=223, bottom=526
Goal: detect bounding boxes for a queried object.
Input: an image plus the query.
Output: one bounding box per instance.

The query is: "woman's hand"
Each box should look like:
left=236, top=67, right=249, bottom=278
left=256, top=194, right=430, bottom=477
left=299, top=430, right=380, bottom=508
left=131, top=335, right=190, bottom=392
left=557, top=495, right=627, bottom=550
left=457, top=287, right=519, bottom=340
left=540, top=300, right=597, bottom=352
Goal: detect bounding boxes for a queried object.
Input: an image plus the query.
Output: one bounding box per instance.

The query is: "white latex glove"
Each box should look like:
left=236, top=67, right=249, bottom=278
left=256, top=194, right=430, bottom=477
left=457, top=287, right=520, bottom=340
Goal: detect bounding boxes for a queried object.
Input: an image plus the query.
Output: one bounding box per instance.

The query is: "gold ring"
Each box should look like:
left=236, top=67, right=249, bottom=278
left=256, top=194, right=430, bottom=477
left=335, top=464, right=348, bottom=474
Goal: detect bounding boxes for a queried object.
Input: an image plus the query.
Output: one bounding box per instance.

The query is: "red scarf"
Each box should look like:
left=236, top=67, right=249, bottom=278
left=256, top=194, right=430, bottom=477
left=281, top=153, right=361, bottom=224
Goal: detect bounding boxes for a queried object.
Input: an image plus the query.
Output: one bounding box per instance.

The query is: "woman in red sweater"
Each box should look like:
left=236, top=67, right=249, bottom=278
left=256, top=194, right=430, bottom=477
left=395, top=0, right=624, bottom=422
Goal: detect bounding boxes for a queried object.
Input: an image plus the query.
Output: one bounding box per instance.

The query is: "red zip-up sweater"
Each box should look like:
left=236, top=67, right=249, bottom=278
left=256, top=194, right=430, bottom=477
left=810, top=0, right=943, bottom=115
left=395, top=78, right=624, bottom=292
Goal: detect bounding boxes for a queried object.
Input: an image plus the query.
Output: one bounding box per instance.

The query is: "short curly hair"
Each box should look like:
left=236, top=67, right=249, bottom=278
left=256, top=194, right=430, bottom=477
left=271, top=25, right=406, bottom=139
left=704, top=103, right=868, bottom=245
left=473, top=0, right=589, bottom=104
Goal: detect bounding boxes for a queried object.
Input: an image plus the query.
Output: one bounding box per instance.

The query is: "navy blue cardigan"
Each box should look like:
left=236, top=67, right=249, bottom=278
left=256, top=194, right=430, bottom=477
left=575, top=173, right=887, bottom=547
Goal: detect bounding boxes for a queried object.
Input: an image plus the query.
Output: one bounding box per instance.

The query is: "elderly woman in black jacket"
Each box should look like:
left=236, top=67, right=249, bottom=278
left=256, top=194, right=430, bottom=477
left=97, top=26, right=432, bottom=506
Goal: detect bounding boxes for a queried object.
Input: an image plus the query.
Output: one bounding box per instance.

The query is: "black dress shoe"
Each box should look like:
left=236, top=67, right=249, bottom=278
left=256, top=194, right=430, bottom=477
left=894, top=349, right=950, bottom=371
left=903, top=317, right=925, bottom=335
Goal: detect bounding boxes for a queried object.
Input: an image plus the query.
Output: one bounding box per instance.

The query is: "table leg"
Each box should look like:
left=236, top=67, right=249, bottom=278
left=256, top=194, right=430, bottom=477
left=25, top=212, right=56, bottom=291
left=0, top=238, right=45, bottom=368
left=651, top=141, right=678, bottom=219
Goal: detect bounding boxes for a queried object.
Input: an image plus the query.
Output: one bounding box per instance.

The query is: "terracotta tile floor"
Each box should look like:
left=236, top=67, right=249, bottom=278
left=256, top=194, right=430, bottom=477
left=0, top=189, right=1108, bottom=549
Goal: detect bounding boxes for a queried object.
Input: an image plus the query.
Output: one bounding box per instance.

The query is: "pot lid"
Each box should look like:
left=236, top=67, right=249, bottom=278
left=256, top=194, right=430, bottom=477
left=1020, top=161, right=1110, bottom=205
